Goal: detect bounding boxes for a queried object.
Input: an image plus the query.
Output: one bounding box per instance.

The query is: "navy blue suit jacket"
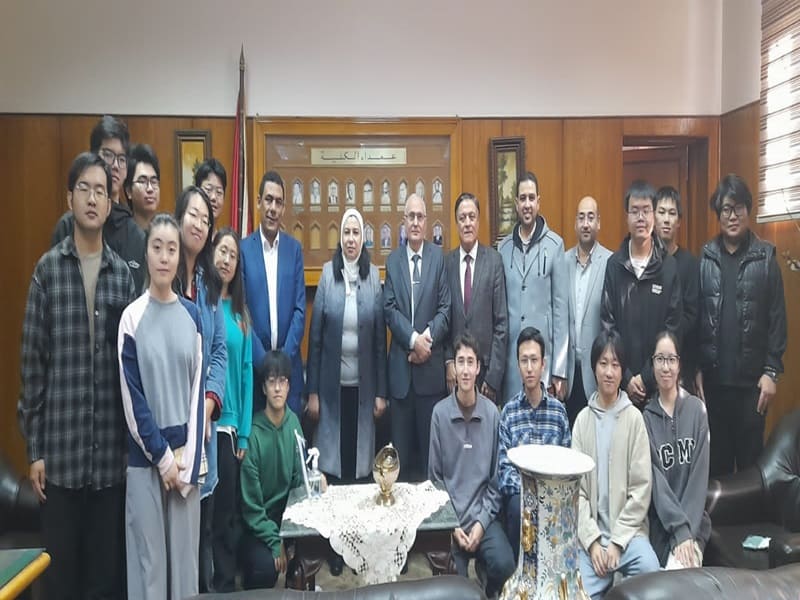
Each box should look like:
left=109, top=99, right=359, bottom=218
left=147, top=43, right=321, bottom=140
left=240, top=230, right=306, bottom=414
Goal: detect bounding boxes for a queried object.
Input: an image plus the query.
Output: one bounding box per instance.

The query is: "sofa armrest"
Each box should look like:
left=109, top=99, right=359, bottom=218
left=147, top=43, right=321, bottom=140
left=769, top=532, right=800, bottom=568
left=705, top=467, right=766, bottom=526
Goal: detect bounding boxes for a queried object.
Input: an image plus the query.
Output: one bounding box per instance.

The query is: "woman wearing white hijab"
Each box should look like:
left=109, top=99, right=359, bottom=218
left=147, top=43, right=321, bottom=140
left=306, top=208, right=388, bottom=486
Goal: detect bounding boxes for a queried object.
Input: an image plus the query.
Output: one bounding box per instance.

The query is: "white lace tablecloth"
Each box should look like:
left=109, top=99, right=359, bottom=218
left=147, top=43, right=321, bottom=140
left=283, top=481, right=449, bottom=584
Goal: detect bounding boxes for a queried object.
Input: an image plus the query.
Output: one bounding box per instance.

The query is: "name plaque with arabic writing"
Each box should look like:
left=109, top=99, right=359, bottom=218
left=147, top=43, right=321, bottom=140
left=311, top=148, right=407, bottom=166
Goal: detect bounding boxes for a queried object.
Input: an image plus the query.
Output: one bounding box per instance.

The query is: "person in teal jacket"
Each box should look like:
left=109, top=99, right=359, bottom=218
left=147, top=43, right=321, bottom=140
left=211, top=227, right=253, bottom=591
left=240, top=351, right=304, bottom=590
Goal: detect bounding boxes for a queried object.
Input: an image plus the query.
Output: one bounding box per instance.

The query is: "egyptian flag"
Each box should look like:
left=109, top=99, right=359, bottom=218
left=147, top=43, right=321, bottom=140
left=230, top=46, right=250, bottom=235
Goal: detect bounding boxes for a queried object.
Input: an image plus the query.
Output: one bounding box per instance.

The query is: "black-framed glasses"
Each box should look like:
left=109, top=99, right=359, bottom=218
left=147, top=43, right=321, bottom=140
left=720, top=203, right=747, bottom=218
left=134, top=177, right=160, bottom=190
left=75, top=181, right=108, bottom=200
left=653, top=354, right=680, bottom=367
left=99, top=148, right=127, bottom=168
left=201, top=184, right=225, bottom=199
left=627, top=207, right=653, bottom=218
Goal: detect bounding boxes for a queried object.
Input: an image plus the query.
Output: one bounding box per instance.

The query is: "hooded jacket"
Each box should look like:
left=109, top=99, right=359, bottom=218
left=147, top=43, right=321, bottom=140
left=600, top=236, right=682, bottom=395
left=240, top=409, right=304, bottom=557
left=642, top=389, right=711, bottom=566
left=698, top=231, right=787, bottom=382
left=498, top=217, right=569, bottom=404
left=573, top=390, right=652, bottom=552
left=52, top=203, right=146, bottom=292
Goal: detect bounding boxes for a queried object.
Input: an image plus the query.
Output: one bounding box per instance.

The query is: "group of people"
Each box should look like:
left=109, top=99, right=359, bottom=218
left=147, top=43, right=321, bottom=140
left=17, top=115, right=786, bottom=599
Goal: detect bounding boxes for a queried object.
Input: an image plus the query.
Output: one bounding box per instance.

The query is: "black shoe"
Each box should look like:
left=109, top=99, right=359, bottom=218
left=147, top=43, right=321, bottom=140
left=329, top=554, right=344, bottom=576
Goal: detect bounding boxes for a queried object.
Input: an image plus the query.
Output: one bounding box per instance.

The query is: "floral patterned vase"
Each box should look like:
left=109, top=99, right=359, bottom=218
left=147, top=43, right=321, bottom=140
left=500, top=445, right=595, bottom=600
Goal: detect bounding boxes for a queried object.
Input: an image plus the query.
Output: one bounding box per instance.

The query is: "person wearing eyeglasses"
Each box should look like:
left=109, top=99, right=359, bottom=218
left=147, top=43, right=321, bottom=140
left=643, top=331, right=710, bottom=570
left=51, top=115, right=147, bottom=292
left=20, top=153, right=137, bottom=599
left=697, top=175, right=787, bottom=477
left=195, top=158, right=228, bottom=226
left=175, top=186, right=228, bottom=593
left=600, top=180, right=682, bottom=407
left=125, top=143, right=162, bottom=231
left=498, top=170, right=569, bottom=407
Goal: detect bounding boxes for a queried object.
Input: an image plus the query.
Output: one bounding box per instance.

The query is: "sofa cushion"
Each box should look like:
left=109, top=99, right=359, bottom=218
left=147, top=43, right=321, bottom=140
left=704, top=522, right=787, bottom=569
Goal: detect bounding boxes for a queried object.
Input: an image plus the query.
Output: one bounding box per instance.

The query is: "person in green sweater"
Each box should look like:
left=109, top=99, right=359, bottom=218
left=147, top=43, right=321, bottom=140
left=240, top=350, right=304, bottom=589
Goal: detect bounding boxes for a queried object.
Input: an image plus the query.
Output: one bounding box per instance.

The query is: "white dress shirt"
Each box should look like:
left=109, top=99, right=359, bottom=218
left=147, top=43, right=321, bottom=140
left=260, top=228, right=280, bottom=350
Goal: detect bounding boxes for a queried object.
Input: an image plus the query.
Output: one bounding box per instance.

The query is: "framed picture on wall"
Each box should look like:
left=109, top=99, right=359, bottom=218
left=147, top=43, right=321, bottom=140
left=175, top=130, right=211, bottom=199
left=489, top=137, right=525, bottom=245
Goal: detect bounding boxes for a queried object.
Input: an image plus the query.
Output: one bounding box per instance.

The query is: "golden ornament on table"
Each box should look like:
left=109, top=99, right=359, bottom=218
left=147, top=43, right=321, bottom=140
left=372, top=443, right=399, bottom=506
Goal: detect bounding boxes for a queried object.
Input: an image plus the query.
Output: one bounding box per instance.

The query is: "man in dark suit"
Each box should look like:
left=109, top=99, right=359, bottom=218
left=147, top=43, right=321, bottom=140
left=444, top=192, right=508, bottom=403
left=241, top=170, right=306, bottom=415
left=384, top=193, right=451, bottom=481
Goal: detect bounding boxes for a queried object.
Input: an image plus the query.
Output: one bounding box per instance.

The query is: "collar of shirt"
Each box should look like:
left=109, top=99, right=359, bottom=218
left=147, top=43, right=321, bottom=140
left=260, top=228, right=280, bottom=254
left=575, top=242, right=597, bottom=267
left=459, top=244, right=478, bottom=265
left=406, top=240, right=424, bottom=262
left=444, top=389, right=486, bottom=422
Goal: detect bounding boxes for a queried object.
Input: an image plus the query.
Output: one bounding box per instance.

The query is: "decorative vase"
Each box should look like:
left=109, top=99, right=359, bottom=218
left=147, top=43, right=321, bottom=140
left=500, top=445, right=595, bottom=600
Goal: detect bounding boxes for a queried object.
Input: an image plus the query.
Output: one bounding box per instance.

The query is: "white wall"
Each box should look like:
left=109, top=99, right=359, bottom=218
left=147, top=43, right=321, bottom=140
left=1, top=0, right=726, bottom=117
left=721, top=0, right=762, bottom=113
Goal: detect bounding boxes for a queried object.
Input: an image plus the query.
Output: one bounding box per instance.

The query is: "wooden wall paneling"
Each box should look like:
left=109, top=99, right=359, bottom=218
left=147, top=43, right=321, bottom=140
left=501, top=120, right=564, bottom=238
left=192, top=117, right=235, bottom=230
left=460, top=119, right=501, bottom=247
left=124, top=116, right=193, bottom=216
left=561, top=119, right=624, bottom=250
left=720, top=102, right=760, bottom=195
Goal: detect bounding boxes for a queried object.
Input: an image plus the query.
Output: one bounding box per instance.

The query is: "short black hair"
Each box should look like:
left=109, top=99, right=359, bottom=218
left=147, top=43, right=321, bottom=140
left=453, top=333, right=482, bottom=362
left=258, top=350, right=292, bottom=384
left=517, top=171, right=539, bottom=196
left=517, top=326, right=545, bottom=361
left=590, top=330, right=627, bottom=376
left=652, top=330, right=680, bottom=359
left=89, top=115, right=130, bottom=154
left=258, top=170, right=285, bottom=198
left=454, top=192, right=480, bottom=217
left=709, top=174, right=752, bottom=218
left=67, top=152, right=112, bottom=196
left=624, top=180, right=657, bottom=212
left=655, top=186, right=682, bottom=218
left=194, top=158, right=227, bottom=191
left=124, top=143, right=161, bottom=203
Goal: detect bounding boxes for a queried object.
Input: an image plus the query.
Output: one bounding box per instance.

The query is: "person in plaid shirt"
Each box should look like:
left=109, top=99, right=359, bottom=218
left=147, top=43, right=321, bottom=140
left=18, top=152, right=137, bottom=600
left=497, top=326, right=571, bottom=561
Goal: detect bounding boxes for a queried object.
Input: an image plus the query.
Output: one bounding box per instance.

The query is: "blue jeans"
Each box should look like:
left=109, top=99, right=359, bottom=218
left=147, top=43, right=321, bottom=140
left=579, top=535, right=659, bottom=599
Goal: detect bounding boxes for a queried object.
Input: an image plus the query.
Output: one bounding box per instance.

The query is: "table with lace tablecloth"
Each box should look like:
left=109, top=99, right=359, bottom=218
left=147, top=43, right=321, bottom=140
left=281, top=481, right=456, bottom=584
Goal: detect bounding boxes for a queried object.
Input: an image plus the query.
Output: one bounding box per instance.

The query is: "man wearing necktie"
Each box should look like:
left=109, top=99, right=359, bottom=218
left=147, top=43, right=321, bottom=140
left=444, top=193, right=509, bottom=403
left=384, top=194, right=451, bottom=481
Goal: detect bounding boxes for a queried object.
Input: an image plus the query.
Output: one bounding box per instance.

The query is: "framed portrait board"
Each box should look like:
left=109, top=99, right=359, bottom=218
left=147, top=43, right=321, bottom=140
left=489, top=137, right=525, bottom=245
left=252, top=119, right=461, bottom=285
left=175, top=130, right=212, bottom=199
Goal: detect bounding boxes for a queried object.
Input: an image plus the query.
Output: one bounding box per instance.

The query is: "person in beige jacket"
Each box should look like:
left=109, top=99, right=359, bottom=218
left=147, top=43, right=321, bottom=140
left=573, top=330, right=659, bottom=600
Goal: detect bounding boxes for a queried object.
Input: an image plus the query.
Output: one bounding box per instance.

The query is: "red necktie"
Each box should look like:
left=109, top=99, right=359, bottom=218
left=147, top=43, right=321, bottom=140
left=464, top=255, right=472, bottom=314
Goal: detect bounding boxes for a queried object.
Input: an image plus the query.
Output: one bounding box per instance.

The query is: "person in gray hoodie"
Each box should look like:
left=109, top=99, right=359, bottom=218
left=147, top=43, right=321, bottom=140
left=643, top=331, right=711, bottom=569
left=573, top=330, right=658, bottom=600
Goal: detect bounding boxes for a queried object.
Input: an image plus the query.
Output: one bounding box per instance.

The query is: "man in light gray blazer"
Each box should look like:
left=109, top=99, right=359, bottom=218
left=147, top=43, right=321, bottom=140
left=565, top=196, right=612, bottom=425
left=384, top=194, right=451, bottom=481
left=445, top=192, right=508, bottom=403
left=498, top=171, right=569, bottom=406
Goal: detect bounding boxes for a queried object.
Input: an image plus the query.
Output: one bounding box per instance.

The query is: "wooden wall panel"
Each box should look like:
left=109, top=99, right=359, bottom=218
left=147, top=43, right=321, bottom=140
left=720, top=103, right=759, bottom=193
left=501, top=119, right=564, bottom=236
left=460, top=119, right=502, bottom=246
left=562, top=119, right=624, bottom=250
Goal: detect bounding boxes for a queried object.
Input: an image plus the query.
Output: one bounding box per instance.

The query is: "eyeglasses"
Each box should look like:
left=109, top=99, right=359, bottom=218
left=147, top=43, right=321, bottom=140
left=74, top=181, right=108, bottom=200
left=405, top=211, right=426, bottom=223
left=201, top=184, right=225, bottom=199
left=99, top=148, right=127, bottom=168
left=215, top=246, right=237, bottom=261
left=267, top=376, right=289, bottom=388
left=653, top=354, right=680, bottom=367
left=627, top=207, right=653, bottom=218
left=720, top=203, right=747, bottom=219
left=186, top=209, right=210, bottom=229
left=134, top=177, right=160, bottom=190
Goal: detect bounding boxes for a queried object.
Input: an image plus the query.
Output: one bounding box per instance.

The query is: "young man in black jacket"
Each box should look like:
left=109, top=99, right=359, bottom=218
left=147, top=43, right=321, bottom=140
left=654, top=186, right=700, bottom=393
left=600, top=180, right=682, bottom=406
left=51, top=116, right=146, bottom=292
left=697, top=174, right=787, bottom=476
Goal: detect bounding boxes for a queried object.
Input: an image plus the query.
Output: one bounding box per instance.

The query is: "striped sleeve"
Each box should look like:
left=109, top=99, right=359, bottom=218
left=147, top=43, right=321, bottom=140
left=118, top=296, right=173, bottom=475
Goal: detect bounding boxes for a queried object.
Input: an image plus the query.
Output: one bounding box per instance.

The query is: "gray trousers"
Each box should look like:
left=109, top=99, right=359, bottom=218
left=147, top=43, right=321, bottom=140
left=126, top=466, right=200, bottom=600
